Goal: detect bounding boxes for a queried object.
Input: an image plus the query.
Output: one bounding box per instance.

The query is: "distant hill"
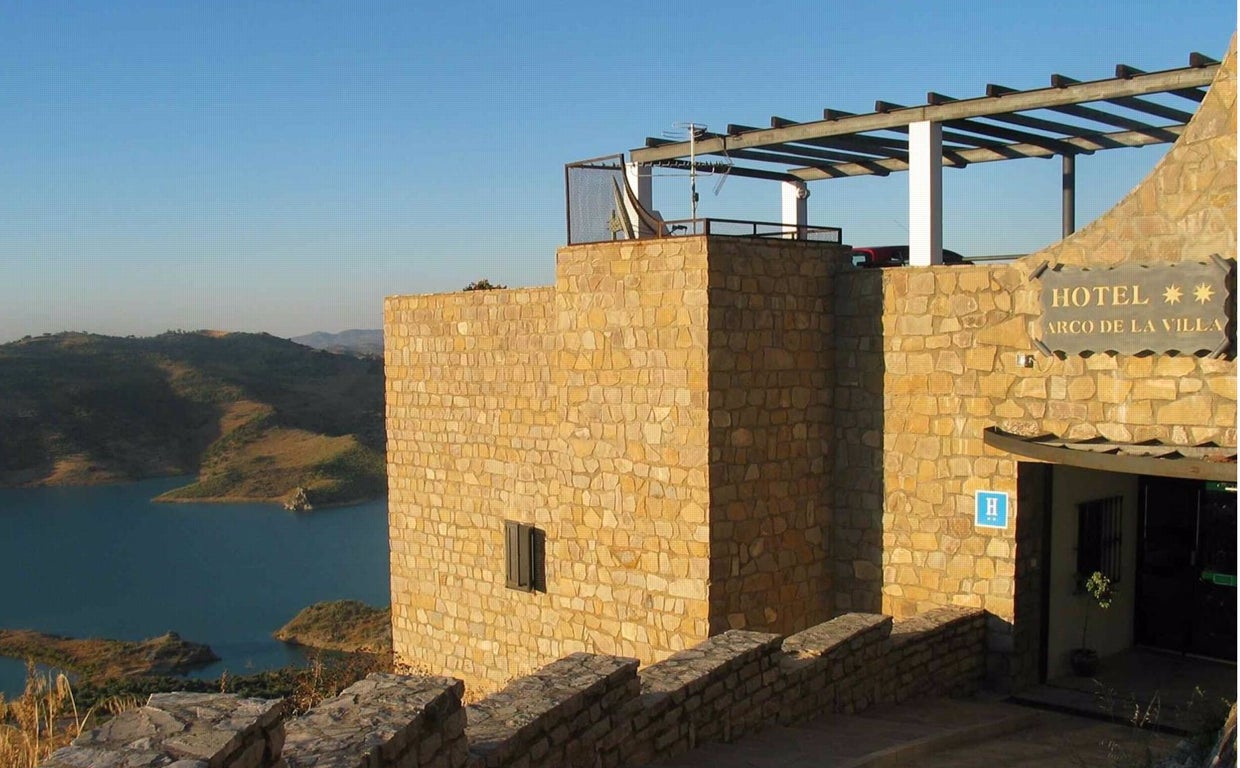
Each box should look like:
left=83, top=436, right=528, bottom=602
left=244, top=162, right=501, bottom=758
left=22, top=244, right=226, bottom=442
left=0, top=331, right=385, bottom=506
left=290, top=329, right=383, bottom=356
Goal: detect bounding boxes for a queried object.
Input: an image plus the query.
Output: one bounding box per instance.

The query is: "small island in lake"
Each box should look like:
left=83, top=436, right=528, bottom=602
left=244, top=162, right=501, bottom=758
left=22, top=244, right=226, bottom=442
left=0, top=629, right=218, bottom=681
left=274, top=600, right=391, bottom=655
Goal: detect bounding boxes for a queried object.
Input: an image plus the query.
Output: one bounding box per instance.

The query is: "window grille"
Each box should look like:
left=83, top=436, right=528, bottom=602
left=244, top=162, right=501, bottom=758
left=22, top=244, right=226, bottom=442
left=1076, top=495, right=1122, bottom=582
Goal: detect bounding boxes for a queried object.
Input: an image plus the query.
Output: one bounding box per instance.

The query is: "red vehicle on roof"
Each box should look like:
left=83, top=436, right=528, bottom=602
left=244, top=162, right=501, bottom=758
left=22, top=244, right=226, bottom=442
left=849, top=245, right=969, bottom=267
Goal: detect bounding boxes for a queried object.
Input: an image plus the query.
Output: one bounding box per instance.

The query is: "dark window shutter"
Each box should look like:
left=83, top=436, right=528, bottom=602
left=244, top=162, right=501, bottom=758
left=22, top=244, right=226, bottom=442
left=505, top=520, right=534, bottom=591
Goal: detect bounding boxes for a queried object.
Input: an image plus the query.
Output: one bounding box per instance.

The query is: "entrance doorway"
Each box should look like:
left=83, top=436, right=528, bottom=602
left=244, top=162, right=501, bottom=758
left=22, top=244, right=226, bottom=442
left=1136, top=477, right=1237, bottom=661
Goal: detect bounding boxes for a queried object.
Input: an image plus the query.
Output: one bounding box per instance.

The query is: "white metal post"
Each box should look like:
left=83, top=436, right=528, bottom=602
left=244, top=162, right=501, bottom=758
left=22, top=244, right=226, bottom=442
left=908, top=120, right=943, bottom=266
left=781, top=181, right=809, bottom=239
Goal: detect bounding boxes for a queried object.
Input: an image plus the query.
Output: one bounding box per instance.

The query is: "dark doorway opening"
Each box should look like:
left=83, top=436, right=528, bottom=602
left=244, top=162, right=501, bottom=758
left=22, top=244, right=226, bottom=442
left=1136, top=477, right=1237, bottom=661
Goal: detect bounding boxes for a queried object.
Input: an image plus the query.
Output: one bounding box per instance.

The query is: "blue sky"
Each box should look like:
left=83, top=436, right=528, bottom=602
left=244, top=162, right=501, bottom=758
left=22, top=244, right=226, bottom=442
left=0, top=1, right=1234, bottom=342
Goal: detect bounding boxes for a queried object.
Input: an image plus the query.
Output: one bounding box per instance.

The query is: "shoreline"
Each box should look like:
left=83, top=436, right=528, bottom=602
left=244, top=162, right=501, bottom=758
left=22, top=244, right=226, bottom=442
left=153, top=494, right=384, bottom=509
left=0, top=476, right=383, bottom=508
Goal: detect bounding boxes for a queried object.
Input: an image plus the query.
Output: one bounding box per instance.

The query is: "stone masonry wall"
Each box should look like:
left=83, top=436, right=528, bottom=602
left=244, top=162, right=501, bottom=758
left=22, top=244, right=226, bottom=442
left=706, top=238, right=837, bottom=635
left=551, top=239, right=714, bottom=663
left=387, top=237, right=844, bottom=693
left=831, top=42, right=1236, bottom=690
left=43, top=693, right=286, bottom=768
left=387, top=239, right=716, bottom=692
left=386, top=286, right=559, bottom=689
left=44, top=608, right=985, bottom=768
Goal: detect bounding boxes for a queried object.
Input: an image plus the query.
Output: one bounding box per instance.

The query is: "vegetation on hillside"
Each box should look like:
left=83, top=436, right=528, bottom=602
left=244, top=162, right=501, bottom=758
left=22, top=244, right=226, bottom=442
left=273, top=600, right=392, bottom=654
left=0, top=631, right=217, bottom=681
left=0, top=331, right=384, bottom=504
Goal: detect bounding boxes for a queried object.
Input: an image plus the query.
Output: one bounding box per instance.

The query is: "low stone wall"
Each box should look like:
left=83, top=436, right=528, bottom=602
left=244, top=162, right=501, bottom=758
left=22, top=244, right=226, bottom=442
left=280, top=674, right=467, bottom=768
left=604, top=605, right=984, bottom=766
left=42, top=692, right=286, bottom=768
left=42, top=607, right=984, bottom=768
left=465, top=653, right=639, bottom=768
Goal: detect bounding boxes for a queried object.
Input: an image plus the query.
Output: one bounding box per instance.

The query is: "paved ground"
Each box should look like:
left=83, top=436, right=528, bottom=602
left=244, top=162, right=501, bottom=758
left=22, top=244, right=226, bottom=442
left=1015, top=648, right=1235, bottom=735
left=645, top=696, right=1186, bottom=768
left=893, top=709, right=1184, bottom=768
left=645, top=650, right=1230, bottom=767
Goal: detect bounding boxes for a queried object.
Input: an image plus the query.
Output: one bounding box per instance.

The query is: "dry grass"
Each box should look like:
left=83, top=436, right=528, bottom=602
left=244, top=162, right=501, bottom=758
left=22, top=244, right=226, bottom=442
left=214, top=399, right=271, bottom=434
left=0, top=662, right=138, bottom=768
left=286, top=652, right=392, bottom=714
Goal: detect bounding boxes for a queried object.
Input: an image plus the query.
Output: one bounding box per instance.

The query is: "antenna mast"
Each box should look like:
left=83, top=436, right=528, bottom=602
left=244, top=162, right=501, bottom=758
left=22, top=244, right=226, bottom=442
left=668, top=122, right=707, bottom=226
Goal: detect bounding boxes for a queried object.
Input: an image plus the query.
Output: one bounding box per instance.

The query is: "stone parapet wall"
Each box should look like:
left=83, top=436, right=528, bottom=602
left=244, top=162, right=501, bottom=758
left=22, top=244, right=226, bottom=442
left=280, top=674, right=467, bottom=768
left=41, top=608, right=985, bottom=768
left=43, top=692, right=286, bottom=768
left=465, top=653, right=639, bottom=768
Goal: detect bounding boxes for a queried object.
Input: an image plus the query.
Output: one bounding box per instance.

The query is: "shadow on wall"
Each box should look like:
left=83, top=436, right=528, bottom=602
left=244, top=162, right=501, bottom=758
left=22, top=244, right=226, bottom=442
left=832, top=268, right=886, bottom=614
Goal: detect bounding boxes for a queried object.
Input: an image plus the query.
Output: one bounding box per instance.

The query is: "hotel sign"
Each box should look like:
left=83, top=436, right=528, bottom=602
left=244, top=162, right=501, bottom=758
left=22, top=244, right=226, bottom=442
left=1033, top=257, right=1234, bottom=357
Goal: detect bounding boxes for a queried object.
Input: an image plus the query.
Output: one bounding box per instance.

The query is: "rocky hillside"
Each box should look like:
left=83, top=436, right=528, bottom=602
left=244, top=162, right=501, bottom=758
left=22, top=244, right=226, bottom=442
left=0, top=629, right=218, bottom=680
left=273, top=600, right=391, bottom=654
left=0, top=331, right=385, bottom=505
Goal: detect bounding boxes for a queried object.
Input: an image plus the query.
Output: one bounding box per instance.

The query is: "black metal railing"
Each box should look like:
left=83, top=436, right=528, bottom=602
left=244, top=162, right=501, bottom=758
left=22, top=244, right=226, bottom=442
left=657, top=218, right=842, bottom=242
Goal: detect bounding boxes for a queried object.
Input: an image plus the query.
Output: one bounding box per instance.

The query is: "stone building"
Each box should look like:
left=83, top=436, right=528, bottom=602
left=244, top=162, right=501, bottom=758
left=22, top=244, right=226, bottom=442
left=385, top=44, right=1236, bottom=692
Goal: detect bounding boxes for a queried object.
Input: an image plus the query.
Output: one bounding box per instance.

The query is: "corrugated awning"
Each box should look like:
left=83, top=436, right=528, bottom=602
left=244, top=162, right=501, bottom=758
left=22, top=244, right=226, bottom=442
left=983, top=426, right=1237, bottom=482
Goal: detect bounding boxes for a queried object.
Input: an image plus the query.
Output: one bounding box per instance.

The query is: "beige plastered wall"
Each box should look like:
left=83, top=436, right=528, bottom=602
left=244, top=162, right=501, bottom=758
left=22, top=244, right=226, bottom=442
left=1045, top=467, right=1139, bottom=679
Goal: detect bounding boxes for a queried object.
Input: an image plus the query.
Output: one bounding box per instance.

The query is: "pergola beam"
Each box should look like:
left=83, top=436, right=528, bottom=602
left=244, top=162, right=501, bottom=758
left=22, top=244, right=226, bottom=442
left=651, top=132, right=896, bottom=172
left=927, top=92, right=1089, bottom=155
left=873, top=101, right=1013, bottom=149
left=769, top=117, right=912, bottom=158
left=1104, top=95, right=1195, bottom=123
left=783, top=124, right=1184, bottom=181
left=647, top=159, right=802, bottom=183
left=630, top=64, right=1215, bottom=164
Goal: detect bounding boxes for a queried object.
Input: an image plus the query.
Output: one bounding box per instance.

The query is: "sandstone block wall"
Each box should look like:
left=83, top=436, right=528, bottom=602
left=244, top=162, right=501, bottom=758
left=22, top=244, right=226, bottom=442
left=552, top=239, right=714, bottom=659
left=387, top=237, right=844, bottom=692
left=386, top=286, right=558, bottom=688
left=706, top=239, right=836, bottom=637
left=831, top=43, right=1237, bottom=690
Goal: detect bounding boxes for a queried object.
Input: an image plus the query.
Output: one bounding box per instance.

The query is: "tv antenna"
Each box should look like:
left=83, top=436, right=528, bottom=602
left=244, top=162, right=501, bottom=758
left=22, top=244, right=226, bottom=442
left=663, top=122, right=708, bottom=224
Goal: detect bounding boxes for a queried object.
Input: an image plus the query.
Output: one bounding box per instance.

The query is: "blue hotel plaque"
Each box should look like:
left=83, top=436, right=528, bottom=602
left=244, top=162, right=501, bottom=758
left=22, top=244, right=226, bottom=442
left=975, top=491, right=1009, bottom=529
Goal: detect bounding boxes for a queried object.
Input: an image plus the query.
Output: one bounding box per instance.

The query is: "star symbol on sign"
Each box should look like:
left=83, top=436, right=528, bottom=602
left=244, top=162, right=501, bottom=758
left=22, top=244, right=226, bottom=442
left=1193, top=283, right=1215, bottom=304
left=1163, top=285, right=1182, bottom=304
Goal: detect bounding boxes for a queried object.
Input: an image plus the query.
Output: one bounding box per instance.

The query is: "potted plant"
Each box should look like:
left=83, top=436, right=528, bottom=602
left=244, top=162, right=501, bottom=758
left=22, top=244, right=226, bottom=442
left=1071, top=570, right=1114, bottom=676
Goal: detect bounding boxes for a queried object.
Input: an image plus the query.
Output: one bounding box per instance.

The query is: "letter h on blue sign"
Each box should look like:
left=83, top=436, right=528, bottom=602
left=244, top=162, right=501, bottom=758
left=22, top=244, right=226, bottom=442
left=975, top=491, right=1009, bottom=529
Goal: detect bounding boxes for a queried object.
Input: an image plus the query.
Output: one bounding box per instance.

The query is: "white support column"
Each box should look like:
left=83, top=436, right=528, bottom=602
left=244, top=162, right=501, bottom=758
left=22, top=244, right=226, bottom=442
left=781, top=180, right=809, bottom=239
left=908, top=120, right=943, bottom=266
left=625, top=162, right=654, bottom=238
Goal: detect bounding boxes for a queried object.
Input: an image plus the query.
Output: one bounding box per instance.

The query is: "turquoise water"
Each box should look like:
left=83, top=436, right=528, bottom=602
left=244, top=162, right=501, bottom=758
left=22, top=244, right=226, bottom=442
left=0, top=477, right=389, bottom=696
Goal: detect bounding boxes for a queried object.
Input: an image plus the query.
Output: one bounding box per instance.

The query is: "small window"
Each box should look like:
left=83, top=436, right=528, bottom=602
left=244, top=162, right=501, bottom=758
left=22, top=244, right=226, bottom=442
left=505, top=520, right=535, bottom=591
left=1077, top=495, right=1122, bottom=583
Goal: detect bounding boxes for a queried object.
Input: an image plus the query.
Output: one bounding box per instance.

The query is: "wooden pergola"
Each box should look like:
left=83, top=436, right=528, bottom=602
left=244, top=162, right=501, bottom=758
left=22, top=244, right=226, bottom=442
left=626, top=52, right=1221, bottom=262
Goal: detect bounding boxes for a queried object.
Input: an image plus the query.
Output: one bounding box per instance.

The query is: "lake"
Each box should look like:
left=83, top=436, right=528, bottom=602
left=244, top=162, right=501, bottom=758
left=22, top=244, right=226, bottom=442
left=0, top=477, right=389, bottom=697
